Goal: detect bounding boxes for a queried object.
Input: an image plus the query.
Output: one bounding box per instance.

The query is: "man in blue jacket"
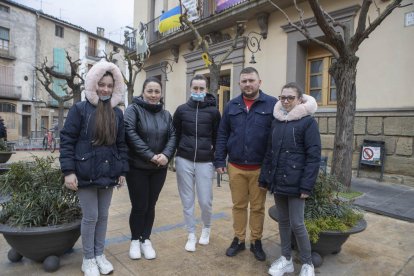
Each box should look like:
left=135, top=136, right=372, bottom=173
left=215, top=67, right=277, bottom=261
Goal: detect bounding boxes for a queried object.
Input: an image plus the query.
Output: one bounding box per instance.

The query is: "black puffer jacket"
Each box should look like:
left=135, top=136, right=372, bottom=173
left=173, top=93, right=221, bottom=163
left=124, top=96, right=176, bottom=170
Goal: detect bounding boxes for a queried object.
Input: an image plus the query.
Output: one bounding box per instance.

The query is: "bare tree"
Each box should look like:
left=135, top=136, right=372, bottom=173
left=180, top=13, right=245, bottom=97
left=104, top=30, right=149, bottom=105
left=35, top=51, right=84, bottom=131
left=268, top=0, right=410, bottom=188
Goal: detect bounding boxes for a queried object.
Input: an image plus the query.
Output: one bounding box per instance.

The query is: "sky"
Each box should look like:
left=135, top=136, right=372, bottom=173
left=13, top=0, right=135, bottom=43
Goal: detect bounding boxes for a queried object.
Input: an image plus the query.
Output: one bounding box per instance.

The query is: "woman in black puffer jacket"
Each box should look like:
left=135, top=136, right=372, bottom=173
left=124, top=77, right=176, bottom=260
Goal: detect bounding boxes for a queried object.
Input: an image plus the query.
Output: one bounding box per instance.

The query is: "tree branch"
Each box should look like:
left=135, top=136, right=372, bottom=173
left=267, top=0, right=340, bottom=58
left=307, top=0, right=347, bottom=55
left=351, top=0, right=406, bottom=51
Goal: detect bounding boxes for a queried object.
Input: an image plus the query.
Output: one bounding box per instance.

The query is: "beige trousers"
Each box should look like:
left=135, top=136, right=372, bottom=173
left=228, top=163, right=267, bottom=242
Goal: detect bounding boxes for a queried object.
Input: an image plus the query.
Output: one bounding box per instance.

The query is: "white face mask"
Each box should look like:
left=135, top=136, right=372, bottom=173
left=99, top=95, right=111, bottom=102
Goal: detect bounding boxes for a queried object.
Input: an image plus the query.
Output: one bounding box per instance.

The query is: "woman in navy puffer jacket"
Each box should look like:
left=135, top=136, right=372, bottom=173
left=259, top=82, right=320, bottom=276
left=60, top=60, right=128, bottom=276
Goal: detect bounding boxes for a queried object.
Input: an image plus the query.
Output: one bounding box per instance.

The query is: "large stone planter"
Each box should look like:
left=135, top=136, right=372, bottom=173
left=0, top=219, right=81, bottom=272
left=0, top=152, right=14, bottom=163
left=268, top=205, right=367, bottom=267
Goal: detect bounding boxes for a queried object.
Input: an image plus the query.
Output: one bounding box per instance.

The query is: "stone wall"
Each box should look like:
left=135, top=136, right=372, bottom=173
left=315, top=111, right=414, bottom=186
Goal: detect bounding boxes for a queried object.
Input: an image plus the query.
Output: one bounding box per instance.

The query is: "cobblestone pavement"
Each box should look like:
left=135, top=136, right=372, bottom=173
left=0, top=151, right=413, bottom=275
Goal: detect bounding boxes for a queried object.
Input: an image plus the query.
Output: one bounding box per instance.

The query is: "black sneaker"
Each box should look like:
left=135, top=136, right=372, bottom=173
left=250, top=240, right=266, bottom=261
left=226, top=237, right=246, bottom=257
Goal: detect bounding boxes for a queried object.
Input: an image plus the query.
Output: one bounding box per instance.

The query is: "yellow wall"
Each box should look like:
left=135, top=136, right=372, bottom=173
left=136, top=0, right=414, bottom=111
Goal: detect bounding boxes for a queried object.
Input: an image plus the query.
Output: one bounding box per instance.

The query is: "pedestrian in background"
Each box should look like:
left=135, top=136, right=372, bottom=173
left=259, top=83, right=320, bottom=276
left=0, top=117, right=7, bottom=141
left=173, top=74, right=221, bottom=252
left=60, top=60, right=129, bottom=276
left=215, top=67, right=276, bottom=261
left=124, top=77, right=176, bottom=260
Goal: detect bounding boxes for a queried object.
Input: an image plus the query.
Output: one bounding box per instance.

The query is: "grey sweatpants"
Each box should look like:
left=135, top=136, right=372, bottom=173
left=77, top=186, right=113, bottom=259
left=275, top=194, right=312, bottom=265
left=175, top=156, right=215, bottom=234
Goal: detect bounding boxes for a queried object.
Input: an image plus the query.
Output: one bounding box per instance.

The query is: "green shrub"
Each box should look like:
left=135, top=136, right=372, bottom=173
left=0, top=156, right=81, bottom=227
left=304, top=173, right=363, bottom=243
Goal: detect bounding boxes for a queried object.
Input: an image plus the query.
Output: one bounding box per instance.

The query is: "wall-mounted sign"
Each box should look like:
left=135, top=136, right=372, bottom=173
left=357, top=139, right=386, bottom=181
left=405, top=11, right=414, bottom=27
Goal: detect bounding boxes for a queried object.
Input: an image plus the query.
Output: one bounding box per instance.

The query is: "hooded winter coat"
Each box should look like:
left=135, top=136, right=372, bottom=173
left=60, top=61, right=129, bottom=188
left=124, top=96, right=176, bottom=170
left=259, top=95, right=321, bottom=196
left=173, top=93, right=221, bottom=163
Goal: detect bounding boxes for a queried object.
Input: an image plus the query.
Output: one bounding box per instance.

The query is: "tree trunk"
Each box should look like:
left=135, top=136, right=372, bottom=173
left=209, top=64, right=221, bottom=98
left=128, top=84, right=134, bottom=106
left=73, top=90, right=81, bottom=103
left=57, top=101, right=65, bottom=134
left=329, top=55, right=359, bottom=189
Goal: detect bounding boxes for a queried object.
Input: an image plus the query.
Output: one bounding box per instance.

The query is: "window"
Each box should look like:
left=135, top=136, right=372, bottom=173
left=0, top=102, right=16, bottom=113
left=306, top=46, right=337, bottom=106
left=0, top=27, right=9, bottom=51
left=22, top=104, right=31, bottom=113
left=88, top=37, right=97, bottom=57
left=0, top=4, right=10, bottom=13
left=55, top=25, right=64, bottom=38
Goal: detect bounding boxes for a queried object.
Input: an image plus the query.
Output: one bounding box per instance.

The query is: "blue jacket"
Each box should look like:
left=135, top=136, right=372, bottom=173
left=215, top=90, right=277, bottom=168
left=60, top=101, right=129, bottom=188
left=259, top=95, right=321, bottom=196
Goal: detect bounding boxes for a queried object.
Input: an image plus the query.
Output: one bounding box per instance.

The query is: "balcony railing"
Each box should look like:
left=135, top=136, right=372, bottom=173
left=0, top=84, right=22, bottom=99
left=124, top=30, right=137, bottom=54
left=0, top=42, right=16, bottom=60
left=143, top=0, right=250, bottom=46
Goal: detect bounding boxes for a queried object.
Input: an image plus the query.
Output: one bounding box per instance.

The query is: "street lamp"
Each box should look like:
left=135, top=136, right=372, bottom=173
left=246, top=31, right=264, bottom=64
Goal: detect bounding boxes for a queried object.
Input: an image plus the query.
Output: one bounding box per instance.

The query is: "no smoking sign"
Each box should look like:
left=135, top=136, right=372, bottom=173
left=361, top=146, right=381, bottom=163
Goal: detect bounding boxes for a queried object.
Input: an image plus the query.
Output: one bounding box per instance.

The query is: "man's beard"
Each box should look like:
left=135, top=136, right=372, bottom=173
left=242, top=89, right=259, bottom=99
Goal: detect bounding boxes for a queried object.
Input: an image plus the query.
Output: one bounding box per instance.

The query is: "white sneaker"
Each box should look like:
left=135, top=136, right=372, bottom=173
left=199, top=228, right=211, bottom=245
left=95, top=254, right=114, bottom=275
left=299, top=263, right=315, bottom=276
left=129, top=240, right=141, bottom=260
left=268, top=256, right=294, bottom=276
left=81, top=258, right=100, bottom=276
left=185, top=233, right=197, bottom=252
left=140, top=239, right=156, bottom=259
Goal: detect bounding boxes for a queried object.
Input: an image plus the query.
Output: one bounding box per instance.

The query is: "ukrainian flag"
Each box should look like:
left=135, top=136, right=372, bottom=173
left=158, top=6, right=182, bottom=33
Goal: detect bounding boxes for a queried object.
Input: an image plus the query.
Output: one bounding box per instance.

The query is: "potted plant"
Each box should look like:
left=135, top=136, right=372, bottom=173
left=269, top=173, right=367, bottom=267
left=0, top=138, right=15, bottom=164
left=0, top=156, right=82, bottom=272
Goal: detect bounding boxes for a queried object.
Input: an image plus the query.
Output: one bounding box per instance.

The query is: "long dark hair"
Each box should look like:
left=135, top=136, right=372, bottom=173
left=93, top=71, right=117, bottom=146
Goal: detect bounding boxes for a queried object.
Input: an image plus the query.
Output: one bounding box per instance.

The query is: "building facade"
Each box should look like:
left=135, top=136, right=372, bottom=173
left=0, top=0, right=126, bottom=141
left=133, top=0, right=414, bottom=185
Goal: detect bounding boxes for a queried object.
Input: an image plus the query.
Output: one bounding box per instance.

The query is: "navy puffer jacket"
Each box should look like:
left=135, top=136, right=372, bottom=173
left=60, top=101, right=129, bottom=188
left=173, top=93, right=221, bottom=162
left=60, top=60, right=129, bottom=189
left=124, top=96, right=176, bottom=170
left=259, top=95, right=321, bottom=196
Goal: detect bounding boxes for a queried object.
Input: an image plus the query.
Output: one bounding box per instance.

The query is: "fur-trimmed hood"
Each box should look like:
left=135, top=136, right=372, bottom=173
left=273, top=94, right=317, bottom=121
left=84, top=60, right=125, bottom=107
